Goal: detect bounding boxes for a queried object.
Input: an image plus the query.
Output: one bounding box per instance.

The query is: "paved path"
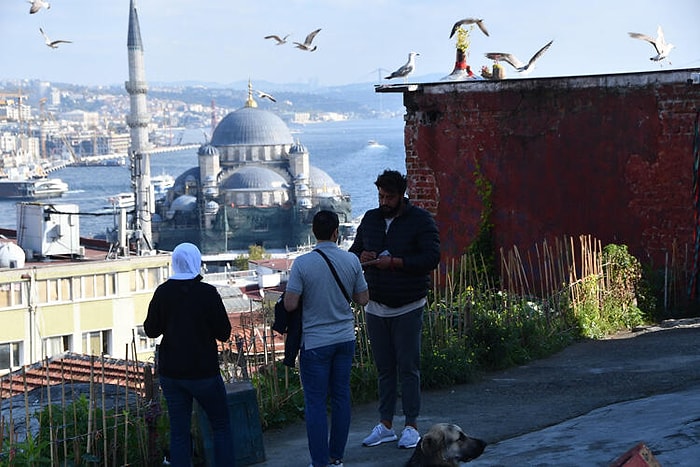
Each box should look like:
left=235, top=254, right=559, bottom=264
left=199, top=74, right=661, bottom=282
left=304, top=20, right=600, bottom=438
left=258, top=319, right=700, bottom=466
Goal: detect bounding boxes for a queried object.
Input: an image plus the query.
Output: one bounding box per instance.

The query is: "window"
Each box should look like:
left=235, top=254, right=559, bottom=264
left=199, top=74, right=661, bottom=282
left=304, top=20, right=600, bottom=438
left=81, top=330, right=111, bottom=356
left=0, top=282, right=23, bottom=309
left=134, top=325, right=157, bottom=352
left=43, top=335, right=72, bottom=358
left=0, top=342, right=21, bottom=371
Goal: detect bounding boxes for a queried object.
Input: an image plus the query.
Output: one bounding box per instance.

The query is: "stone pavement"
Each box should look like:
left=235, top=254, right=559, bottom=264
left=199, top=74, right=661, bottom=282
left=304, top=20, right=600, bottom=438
left=257, top=319, right=700, bottom=466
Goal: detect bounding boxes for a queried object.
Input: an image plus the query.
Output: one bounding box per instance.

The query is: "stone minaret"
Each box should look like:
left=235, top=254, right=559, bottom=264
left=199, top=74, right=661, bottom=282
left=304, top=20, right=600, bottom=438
left=126, top=0, right=152, bottom=253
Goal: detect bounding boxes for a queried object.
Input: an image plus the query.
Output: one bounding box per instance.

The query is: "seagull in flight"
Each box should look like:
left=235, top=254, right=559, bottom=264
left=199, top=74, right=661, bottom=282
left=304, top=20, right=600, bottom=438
left=628, top=26, right=674, bottom=63
left=264, top=34, right=290, bottom=45
left=40, top=27, right=72, bottom=49
left=450, top=18, right=489, bottom=38
left=294, top=28, right=321, bottom=51
left=385, top=52, right=419, bottom=81
left=28, top=0, right=50, bottom=14
left=485, top=40, right=553, bottom=74
left=256, top=90, right=277, bottom=103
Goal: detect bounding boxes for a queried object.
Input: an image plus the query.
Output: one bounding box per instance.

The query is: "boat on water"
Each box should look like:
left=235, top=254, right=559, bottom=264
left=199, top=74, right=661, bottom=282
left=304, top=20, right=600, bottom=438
left=0, top=177, right=69, bottom=200
left=367, top=139, right=381, bottom=147
left=105, top=192, right=135, bottom=210
left=151, top=174, right=174, bottom=201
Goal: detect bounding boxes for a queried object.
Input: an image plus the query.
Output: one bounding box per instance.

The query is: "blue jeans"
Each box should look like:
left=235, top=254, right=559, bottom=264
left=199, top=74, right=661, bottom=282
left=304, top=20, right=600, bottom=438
left=366, top=306, right=423, bottom=427
left=299, top=340, right=355, bottom=467
left=160, top=375, right=235, bottom=467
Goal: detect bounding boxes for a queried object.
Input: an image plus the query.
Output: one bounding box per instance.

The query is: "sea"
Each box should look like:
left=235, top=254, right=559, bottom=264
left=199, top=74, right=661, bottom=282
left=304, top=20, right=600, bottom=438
left=0, top=117, right=406, bottom=239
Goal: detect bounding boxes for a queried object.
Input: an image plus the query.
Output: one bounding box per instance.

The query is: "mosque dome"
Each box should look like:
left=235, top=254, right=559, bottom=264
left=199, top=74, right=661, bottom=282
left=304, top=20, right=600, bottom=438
left=211, top=107, right=293, bottom=146
left=309, top=166, right=341, bottom=190
left=171, top=167, right=200, bottom=195
left=170, top=195, right=197, bottom=212
left=198, top=144, right=219, bottom=156
left=289, top=141, right=308, bottom=154
left=221, top=166, right=288, bottom=191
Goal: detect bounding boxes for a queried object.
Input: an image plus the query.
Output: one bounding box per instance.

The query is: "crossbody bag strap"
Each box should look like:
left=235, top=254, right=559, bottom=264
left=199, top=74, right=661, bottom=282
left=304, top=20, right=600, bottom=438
left=314, top=249, right=351, bottom=303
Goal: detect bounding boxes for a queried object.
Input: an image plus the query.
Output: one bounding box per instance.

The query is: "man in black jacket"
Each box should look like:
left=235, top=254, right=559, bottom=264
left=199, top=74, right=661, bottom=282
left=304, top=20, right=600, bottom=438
left=349, top=170, right=440, bottom=451
left=144, top=242, right=235, bottom=466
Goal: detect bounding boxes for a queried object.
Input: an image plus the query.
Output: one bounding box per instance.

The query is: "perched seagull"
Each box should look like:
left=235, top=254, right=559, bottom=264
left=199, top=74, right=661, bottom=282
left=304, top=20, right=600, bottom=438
left=256, top=90, right=277, bottom=103
left=293, top=28, right=321, bottom=51
left=628, top=26, right=674, bottom=63
left=450, top=18, right=489, bottom=38
left=485, top=40, right=553, bottom=74
left=264, top=34, right=290, bottom=45
left=384, top=52, right=419, bottom=81
left=40, top=27, right=72, bottom=49
left=28, top=0, right=50, bottom=14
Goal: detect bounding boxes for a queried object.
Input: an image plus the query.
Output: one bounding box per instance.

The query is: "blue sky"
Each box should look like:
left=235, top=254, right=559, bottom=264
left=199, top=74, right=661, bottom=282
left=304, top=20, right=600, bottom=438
left=1, top=0, right=699, bottom=87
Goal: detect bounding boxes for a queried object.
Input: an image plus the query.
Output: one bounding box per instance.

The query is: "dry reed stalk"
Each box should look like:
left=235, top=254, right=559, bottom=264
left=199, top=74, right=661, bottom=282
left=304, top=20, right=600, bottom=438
left=22, top=367, right=30, bottom=441
left=45, top=357, right=56, bottom=465
left=70, top=365, right=79, bottom=464
left=61, top=360, right=68, bottom=463
left=86, top=356, right=95, bottom=456
left=123, top=345, right=129, bottom=467
left=100, top=354, right=108, bottom=466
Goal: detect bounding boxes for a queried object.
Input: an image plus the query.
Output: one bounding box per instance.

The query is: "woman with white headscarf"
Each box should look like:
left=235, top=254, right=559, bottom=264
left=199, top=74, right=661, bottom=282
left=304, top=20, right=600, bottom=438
left=144, top=242, right=235, bottom=466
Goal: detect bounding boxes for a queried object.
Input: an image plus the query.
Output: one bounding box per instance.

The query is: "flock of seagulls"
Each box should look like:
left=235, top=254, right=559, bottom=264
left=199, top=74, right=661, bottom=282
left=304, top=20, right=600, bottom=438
left=264, top=29, right=322, bottom=52
left=383, top=16, right=675, bottom=82
left=28, top=0, right=71, bottom=49
left=26, top=3, right=678, bottom=82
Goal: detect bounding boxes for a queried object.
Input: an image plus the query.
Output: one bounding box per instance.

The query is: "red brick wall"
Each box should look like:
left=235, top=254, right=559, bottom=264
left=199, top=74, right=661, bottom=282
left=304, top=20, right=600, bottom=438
left=391, top=70, right=700, bottom=272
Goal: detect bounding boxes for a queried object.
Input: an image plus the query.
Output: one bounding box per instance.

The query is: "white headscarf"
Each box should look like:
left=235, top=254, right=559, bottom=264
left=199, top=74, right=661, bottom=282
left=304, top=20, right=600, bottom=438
left=170, top=243, right=202, bottom=280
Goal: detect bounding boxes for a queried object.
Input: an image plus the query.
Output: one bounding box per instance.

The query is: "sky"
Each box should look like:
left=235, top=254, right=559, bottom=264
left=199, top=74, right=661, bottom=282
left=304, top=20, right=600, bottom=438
left=1, top=0, right=699, bottom=88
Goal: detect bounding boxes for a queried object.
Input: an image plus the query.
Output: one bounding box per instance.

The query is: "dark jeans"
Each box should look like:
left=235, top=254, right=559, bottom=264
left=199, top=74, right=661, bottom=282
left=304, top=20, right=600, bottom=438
left=299, top=340, right=355, bottom=467
left=366, top=306, right=423, bottom=427
left=160, top=374, right=235, bottom=467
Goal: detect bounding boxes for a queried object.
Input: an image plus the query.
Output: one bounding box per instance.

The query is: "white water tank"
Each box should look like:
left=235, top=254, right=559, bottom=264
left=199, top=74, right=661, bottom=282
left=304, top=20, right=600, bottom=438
left=0, top=242, right=26, bottom=268
left=16, top=203, right=81, bottom=258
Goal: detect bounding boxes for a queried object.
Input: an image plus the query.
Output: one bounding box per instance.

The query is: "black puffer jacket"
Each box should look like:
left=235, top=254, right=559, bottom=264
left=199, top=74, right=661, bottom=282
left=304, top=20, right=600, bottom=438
left=144, top=276, right=231, bottom=379
left=349, top=200, right=440, bottom=307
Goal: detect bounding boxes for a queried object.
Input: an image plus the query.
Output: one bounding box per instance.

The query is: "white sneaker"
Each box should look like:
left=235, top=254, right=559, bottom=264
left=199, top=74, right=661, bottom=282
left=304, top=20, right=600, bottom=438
left=398, top=426, right=420, bottom=449
left=362, top=423, right=397, bottom=447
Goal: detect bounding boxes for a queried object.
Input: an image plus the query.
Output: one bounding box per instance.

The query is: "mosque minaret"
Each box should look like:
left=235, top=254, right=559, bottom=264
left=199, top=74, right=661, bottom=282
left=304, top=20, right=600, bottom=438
left=125, top=0, right=153, bottom=253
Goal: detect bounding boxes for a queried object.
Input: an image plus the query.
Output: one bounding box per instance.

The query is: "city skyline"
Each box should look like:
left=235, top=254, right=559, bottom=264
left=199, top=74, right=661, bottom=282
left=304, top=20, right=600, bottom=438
left=1, top=0, right=699, bottom=88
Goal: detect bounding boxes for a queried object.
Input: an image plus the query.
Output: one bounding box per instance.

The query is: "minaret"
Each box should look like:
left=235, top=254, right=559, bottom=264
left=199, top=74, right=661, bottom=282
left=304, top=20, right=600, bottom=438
left=126, top=0, right=153, bottom=253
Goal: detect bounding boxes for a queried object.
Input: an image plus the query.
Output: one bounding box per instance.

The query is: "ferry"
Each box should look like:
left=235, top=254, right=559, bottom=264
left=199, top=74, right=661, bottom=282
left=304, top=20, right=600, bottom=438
left=0, top=177, right=69, bottom=200
left=105, top=192, right=135, bottom=210
left=151, top=174, right=174, bottom=201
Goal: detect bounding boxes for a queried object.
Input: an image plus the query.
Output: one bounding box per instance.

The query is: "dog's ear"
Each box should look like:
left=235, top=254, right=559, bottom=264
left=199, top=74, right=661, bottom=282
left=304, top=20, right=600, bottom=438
left=420, top=430, right=445, bottom=455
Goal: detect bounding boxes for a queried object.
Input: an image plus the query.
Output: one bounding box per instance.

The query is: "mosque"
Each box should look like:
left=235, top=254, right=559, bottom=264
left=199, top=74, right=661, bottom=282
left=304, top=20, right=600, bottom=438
left=151, top=84, right=352, bottom=253
left=123, top=0, right=350, bottom=254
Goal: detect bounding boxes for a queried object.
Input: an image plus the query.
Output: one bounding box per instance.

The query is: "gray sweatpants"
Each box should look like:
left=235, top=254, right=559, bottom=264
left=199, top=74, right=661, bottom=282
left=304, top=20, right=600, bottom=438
left=366, top=306, right=423, bottom=427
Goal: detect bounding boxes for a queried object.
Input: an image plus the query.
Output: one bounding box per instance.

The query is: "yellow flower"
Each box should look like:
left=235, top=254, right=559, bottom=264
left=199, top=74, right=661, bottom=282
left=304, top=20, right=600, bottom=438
left=455, top=25, right=472, bottom=52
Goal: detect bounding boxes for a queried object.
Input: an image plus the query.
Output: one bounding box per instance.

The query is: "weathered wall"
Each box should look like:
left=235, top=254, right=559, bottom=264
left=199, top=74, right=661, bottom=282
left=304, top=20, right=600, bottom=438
left=388, top=69, right=700, bottom=273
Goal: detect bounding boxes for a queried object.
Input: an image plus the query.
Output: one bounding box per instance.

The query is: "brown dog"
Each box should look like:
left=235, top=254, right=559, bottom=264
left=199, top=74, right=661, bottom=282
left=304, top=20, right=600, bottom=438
left=405, top=423, right=486, bottom=466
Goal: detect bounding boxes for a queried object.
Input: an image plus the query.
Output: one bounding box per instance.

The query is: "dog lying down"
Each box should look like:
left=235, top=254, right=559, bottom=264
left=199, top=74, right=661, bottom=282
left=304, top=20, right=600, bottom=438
left=405, top=423, right=486, bottom=466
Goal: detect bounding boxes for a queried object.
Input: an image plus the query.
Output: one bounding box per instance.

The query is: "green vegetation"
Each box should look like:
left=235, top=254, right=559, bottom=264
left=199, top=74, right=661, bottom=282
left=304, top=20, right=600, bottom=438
left=253, top=236, right=656, bottom=428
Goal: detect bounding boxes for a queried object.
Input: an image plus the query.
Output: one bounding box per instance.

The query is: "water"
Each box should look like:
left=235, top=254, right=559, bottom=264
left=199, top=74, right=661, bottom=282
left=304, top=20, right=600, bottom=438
left=0, top=117, right=406, bottom=238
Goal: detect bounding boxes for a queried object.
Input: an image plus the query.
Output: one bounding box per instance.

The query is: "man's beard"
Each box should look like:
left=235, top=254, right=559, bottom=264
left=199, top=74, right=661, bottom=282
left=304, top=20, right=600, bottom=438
left=380, top=204, right=400, bottom=218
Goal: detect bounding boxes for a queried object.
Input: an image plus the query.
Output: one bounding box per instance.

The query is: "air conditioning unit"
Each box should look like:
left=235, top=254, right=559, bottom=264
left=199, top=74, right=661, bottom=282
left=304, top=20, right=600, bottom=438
left=17, top=203, right=81, bottom=258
